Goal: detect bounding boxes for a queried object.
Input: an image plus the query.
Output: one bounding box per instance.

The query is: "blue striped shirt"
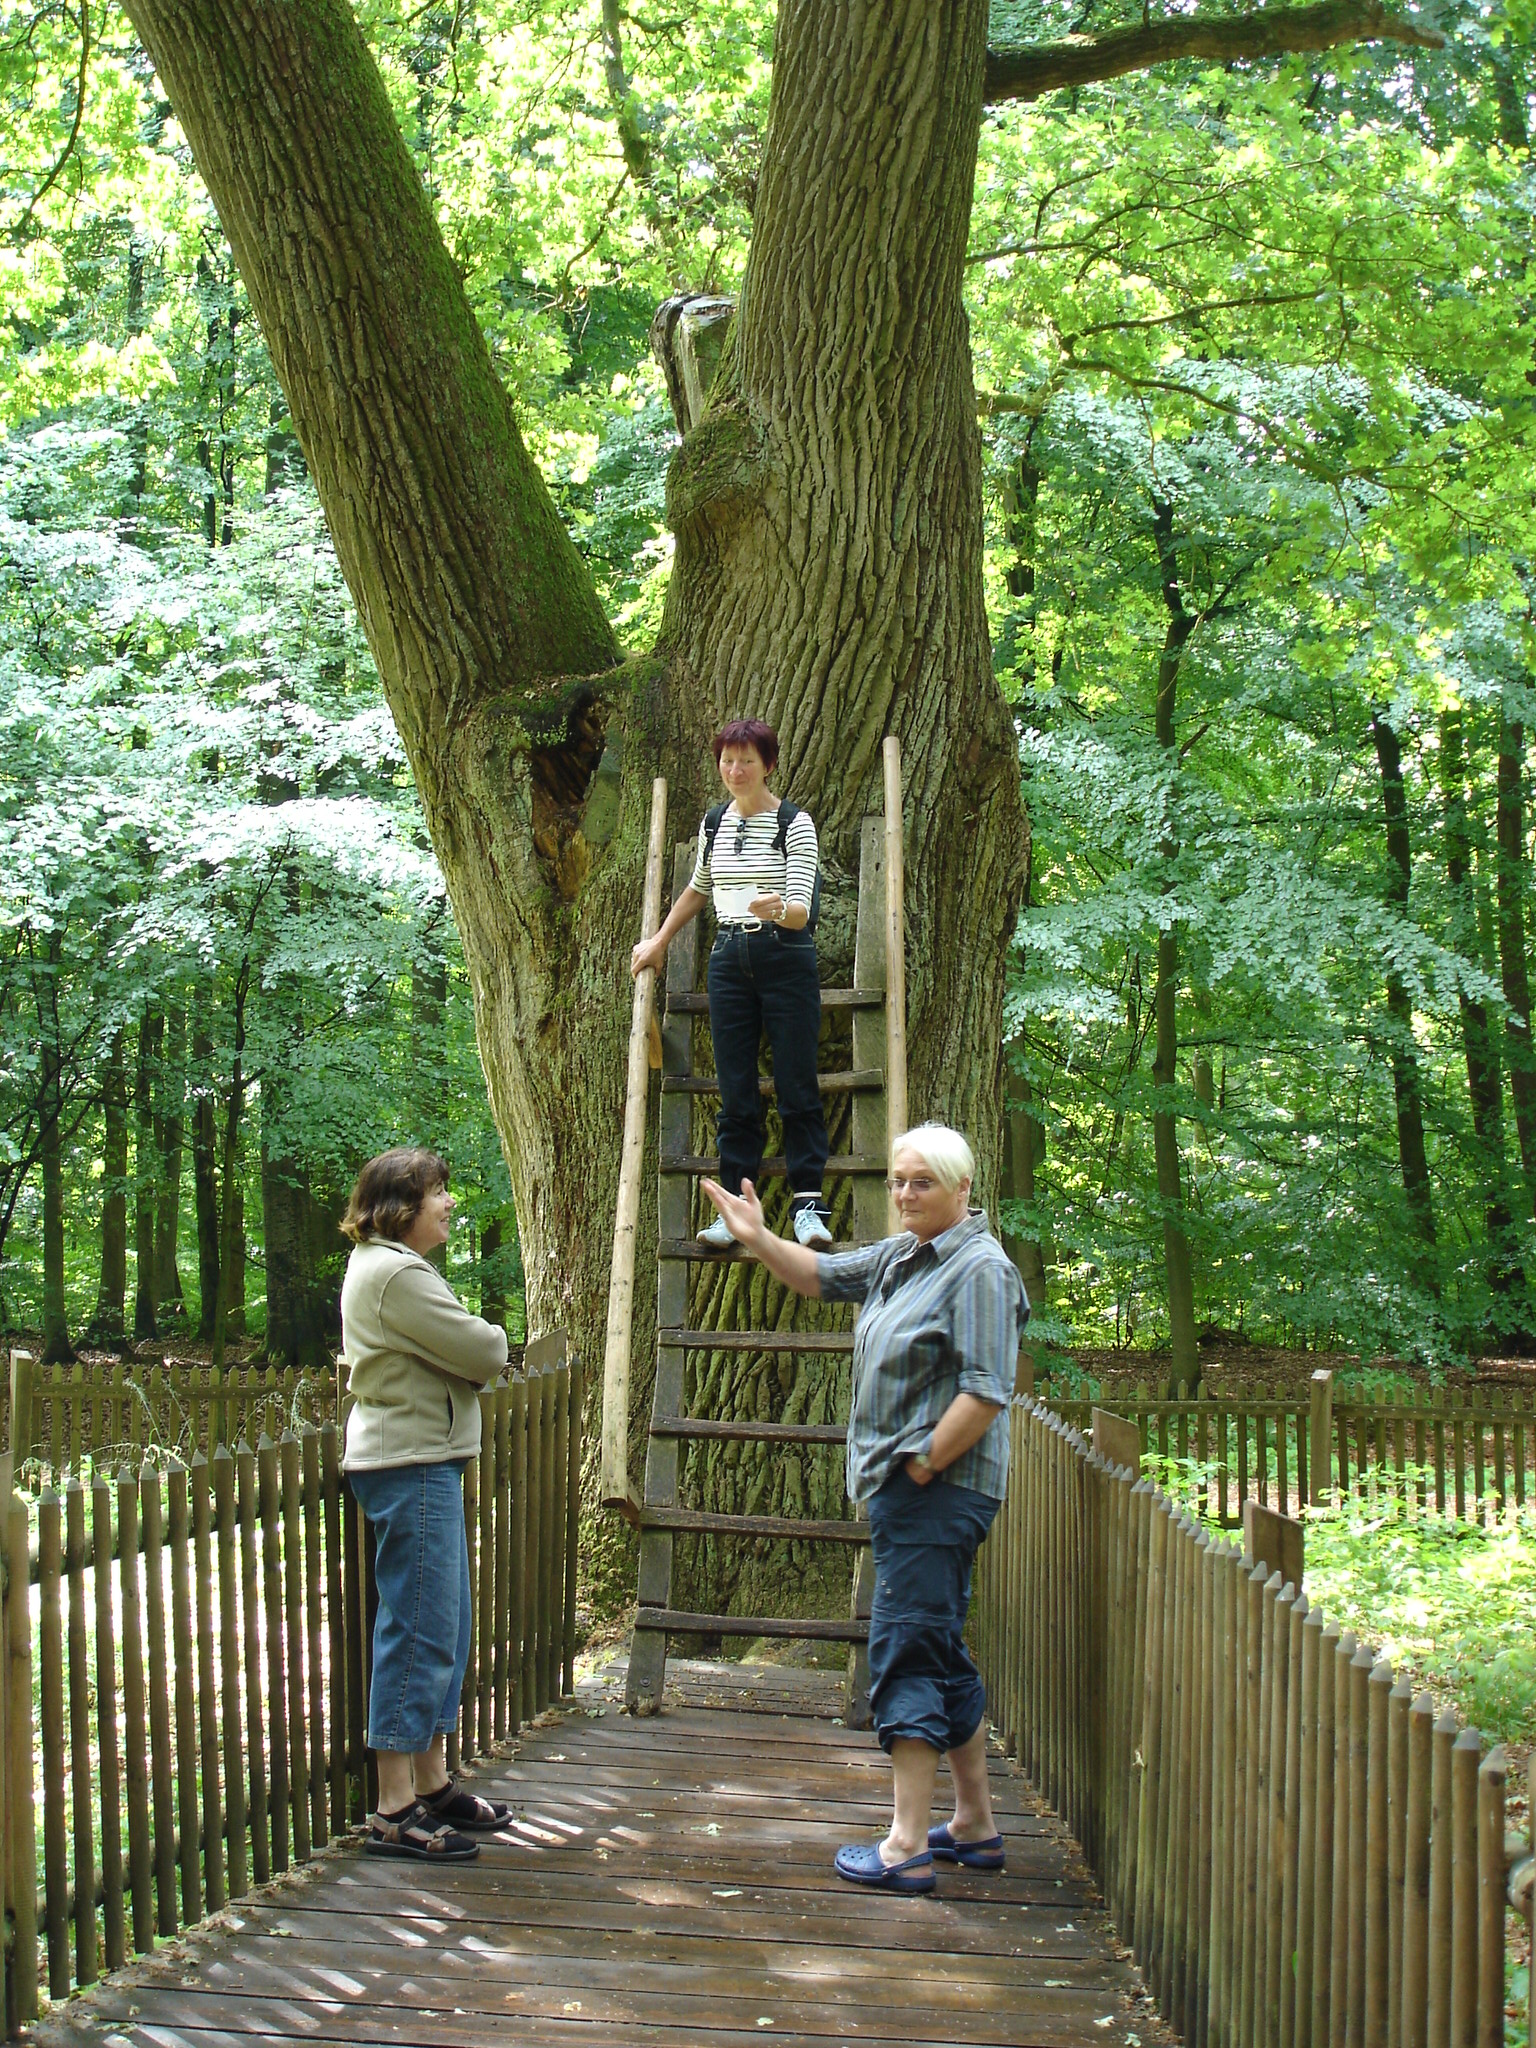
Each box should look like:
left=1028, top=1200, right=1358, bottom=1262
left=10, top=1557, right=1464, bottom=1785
left=818, top=1210, right=1028, bottom=1504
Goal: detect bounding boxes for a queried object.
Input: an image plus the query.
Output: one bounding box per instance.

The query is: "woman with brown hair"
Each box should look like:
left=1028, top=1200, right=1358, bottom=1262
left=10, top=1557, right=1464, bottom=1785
left=630, top=716, right=832, bottom=1248
left=339, top=1146, right=513, bottom=1860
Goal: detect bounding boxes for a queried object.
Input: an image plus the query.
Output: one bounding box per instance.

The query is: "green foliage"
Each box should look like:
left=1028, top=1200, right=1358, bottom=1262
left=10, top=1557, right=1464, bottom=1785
left=1305, top=1502, right=1536, bottom=1746
left=978, top=6, right=1536, bottom=1360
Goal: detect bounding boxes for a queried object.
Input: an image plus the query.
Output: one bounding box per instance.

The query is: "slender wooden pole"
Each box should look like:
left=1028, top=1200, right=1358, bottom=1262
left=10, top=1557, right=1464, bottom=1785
left=601, top=776, right=668, bottom=1515
left=882, top=736, right=908, bottom=1198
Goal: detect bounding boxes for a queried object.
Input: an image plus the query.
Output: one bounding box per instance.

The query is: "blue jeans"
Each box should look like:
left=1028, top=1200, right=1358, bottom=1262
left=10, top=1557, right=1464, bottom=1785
left=349, top=1461, right=472, bottom=1754
left=866, top=1466, right=1000, bottom=1755
left=707, top=924, right=828, bottom=1207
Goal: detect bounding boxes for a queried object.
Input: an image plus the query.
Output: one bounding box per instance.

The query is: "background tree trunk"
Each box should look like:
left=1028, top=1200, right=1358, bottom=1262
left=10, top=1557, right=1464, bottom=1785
left=261, top=1108, right=340, bottom=1366
left=1495, top=702, right=1536, bottom=1214
left=89, top=1030, right=129, bottom=1347
left=154, top=998, right=186, bottom=1319
left=1439, top=707, right=1519, bottom=1303
left=133, top=1009, right=160, bottom=1341
left=191, top=1003, right=221, bottom=1341
left=1370, top=713, right=1438, bottom=1248
left=40, top=1038, right=74, bottom=1365
left=1150, top=504, right=1199, bottom=1394
left=1000, top=1049, right=1048, bottom=1314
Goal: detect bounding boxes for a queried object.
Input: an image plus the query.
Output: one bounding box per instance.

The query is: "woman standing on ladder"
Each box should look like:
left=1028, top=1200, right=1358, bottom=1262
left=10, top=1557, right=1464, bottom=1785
left=630, top=717, right=833, bottom=1249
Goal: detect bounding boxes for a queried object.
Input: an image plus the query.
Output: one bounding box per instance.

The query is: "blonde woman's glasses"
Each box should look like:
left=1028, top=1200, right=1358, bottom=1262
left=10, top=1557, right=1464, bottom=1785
left=886, top=1175, right=936, bottom=1194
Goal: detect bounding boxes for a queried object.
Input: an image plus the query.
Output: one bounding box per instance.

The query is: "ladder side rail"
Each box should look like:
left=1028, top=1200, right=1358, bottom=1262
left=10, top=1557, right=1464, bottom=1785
left=881, top=735, right=908, bottom=1155
left=626, top=840, right=699, bottom=1713
left=847, top=812, right=893, bottom=1726
left=601, top=778, right=670, bottom=1517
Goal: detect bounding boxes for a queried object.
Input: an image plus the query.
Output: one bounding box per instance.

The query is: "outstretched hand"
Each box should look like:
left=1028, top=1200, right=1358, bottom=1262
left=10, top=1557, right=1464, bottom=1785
left=700, top=1176, right=766, bottom=1247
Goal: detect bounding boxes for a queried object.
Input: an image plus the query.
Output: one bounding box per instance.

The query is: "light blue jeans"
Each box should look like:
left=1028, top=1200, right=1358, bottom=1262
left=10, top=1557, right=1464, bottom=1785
left=349, top=1460, right=471, bottom=1753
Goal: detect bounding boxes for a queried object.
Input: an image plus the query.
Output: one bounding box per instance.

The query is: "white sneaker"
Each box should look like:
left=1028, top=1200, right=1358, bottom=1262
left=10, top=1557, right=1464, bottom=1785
left=792, top=1208, right=834, bottom=1248
left=696, top=1213, right=737, bottom=1250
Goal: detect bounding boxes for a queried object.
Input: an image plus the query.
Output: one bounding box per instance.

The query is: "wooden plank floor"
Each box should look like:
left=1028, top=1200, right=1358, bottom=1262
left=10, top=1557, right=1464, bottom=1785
left=37, top=1660, right=1150, bottom=2048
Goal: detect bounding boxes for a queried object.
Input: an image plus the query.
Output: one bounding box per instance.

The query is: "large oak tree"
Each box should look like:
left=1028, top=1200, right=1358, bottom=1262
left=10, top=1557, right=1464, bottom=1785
left=121, top=0, right=1438, bottom=1564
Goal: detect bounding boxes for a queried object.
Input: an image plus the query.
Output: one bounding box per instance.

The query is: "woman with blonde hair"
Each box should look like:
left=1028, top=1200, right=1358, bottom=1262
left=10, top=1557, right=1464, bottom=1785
left=701, top=1121, right=1028, bottom=1893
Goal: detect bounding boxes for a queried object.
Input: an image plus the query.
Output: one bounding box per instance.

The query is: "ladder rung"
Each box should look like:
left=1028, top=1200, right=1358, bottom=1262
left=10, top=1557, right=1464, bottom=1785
left=660, top=1069, right=884, bottom=1097
left=666, top=988, right=884, bottom=1014
left=635, top=1608, right=869, bottom=1642
left=650, top=1419, right=848, bottom=1444
left=659, top=1329, right=854, bottom=1354
left=659, top=1238, right=878, bottom=1264
left=660, top=1153, right=887, bottom=1178
left=638, top=1507, right=869, bottom=1543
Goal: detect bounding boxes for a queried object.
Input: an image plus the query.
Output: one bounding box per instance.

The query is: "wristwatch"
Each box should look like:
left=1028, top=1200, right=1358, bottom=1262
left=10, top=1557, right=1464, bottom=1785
left=913, top=1449, right=933, bottom=1472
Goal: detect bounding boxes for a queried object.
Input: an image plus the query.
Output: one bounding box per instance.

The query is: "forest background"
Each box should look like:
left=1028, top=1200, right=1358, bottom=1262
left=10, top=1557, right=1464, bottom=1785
left=1, top=0, right=1533, bottom=1404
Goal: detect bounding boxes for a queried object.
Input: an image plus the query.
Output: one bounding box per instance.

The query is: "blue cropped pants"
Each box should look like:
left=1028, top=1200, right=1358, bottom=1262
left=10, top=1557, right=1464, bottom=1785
left=349, top=1459, right=472, bottom=1754
left=866, top=1466, right=1000, bottom=1755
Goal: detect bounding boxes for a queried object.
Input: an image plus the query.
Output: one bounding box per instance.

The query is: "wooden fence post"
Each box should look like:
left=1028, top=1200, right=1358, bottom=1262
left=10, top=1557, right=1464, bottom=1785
left=1309, top=1371, right=1334, bottom=1508
left=6, top=1488, right=37, bottom=2027
left=7, top=1353, right=33, bottom=1471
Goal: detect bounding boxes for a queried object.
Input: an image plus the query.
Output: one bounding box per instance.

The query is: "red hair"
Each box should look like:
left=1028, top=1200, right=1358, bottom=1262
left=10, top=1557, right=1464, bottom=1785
left=712, top=719, right=779, bottom=772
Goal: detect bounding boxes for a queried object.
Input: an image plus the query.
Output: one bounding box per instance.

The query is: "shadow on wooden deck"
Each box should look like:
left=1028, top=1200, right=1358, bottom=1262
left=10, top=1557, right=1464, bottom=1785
left=34, top=1660, right=1155, bottom=2048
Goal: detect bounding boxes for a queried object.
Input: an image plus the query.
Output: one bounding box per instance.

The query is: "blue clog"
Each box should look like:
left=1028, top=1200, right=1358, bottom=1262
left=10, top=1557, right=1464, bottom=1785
left=833, top=1841, right=936, bottom=1893
left=928, top=1824, right=1006, bottom=1870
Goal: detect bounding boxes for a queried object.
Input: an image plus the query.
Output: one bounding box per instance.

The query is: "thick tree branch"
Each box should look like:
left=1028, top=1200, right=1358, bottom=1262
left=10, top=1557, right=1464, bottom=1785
left=984, top=0, right=1443, bottom=103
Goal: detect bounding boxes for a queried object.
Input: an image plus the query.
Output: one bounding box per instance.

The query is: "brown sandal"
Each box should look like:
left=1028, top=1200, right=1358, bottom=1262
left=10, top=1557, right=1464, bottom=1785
left=364, top=1798, right=479, bottom=1861
left=420, top=1778, right=514, bottom=1831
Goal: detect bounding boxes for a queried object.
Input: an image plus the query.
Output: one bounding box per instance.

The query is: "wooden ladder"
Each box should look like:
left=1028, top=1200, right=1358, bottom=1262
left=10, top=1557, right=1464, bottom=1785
left=606, top=744, right=907, bottom=1719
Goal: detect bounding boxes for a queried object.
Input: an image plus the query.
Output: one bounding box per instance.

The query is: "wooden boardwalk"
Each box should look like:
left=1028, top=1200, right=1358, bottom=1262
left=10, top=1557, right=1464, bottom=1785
left=37, top=1662, right=1147, bottom=2048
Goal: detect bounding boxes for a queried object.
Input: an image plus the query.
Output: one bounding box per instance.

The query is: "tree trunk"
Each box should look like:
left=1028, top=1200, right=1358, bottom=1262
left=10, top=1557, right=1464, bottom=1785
left=122, top=0, right=1029, bottom=1603
left=1439, top=707, right=1518, bottom=1297
left=261, top=1101, right=341, bottom=1367
left=1150, top=505, right=1199, bottom=1395
left=154, top=998, right=186, bottom=1318
left=1496, top=704, right=1536, bottom=1214
left=133, top=1009, right=161, bottom=1341
left=1000, top=1052, right=1048, bottom=1313
left=40, top=1039, right=74, bottom=1365
left=211, top=964, right=250, bottom=1369
left=479, top=1216, right=511, bottom=1330
left=1369, top=713, right=1437, bottom=1248
left=191, top=1004, right=221, bottom=1341
left=90, top=1030, right=129, bottom=1347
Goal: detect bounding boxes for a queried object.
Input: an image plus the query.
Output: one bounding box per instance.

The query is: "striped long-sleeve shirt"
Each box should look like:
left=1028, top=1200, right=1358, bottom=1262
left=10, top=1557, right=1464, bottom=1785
left=688, top=803, right=819, bottom=921
left=817, top=1210, right=1028, bottom=1503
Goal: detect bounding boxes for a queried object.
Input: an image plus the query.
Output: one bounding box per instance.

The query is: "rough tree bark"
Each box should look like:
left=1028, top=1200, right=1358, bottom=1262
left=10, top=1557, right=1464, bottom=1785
left=1495, top=701, right=1536, bottom=1215
left=1150, top=504, right=1199, bottom=1395
left=1369, top=713, right=1437, bottom=1248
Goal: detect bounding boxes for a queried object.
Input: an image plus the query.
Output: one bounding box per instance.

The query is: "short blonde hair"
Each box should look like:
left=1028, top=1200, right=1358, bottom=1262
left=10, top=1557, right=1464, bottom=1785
left=891, top=1123, right=974, bottom=1192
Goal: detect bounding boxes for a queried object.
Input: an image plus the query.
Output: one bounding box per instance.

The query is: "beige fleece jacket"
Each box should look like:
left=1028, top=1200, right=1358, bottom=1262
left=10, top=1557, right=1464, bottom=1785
left=340, top=1238, right=509, bottom=1470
